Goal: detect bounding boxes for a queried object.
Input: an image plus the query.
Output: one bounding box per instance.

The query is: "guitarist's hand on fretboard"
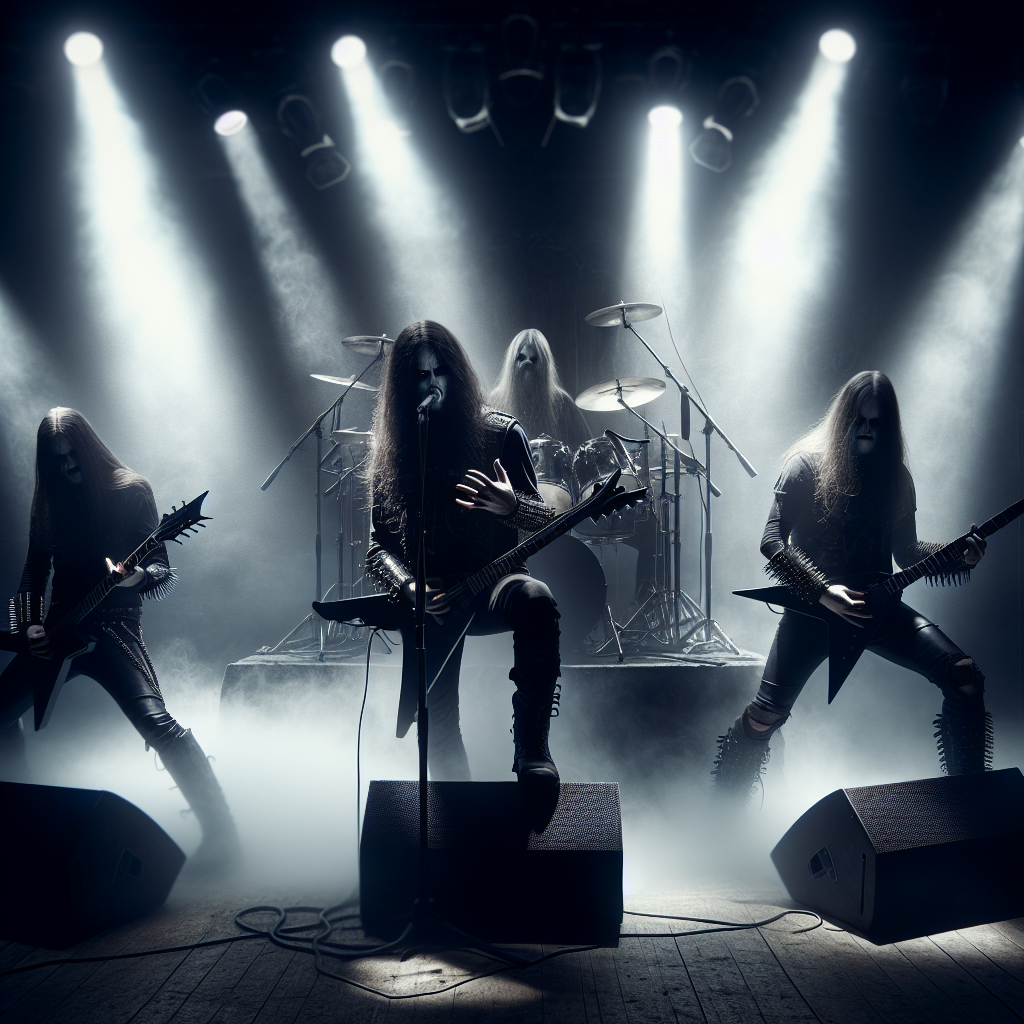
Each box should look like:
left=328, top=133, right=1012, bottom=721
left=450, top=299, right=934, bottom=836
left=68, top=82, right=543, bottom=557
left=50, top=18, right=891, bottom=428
left=105, top=557, right=145, bottom=588
left=963, top=526, right=987, bottom=566
left=819, top=584, right=872, bottom=627
left=400, top=579, right=451, bottom=623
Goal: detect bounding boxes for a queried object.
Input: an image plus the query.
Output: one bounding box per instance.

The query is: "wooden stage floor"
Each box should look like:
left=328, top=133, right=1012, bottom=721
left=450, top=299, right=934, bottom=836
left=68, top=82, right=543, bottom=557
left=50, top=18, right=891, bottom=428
left=3, top=881, right=1022, bottom=1023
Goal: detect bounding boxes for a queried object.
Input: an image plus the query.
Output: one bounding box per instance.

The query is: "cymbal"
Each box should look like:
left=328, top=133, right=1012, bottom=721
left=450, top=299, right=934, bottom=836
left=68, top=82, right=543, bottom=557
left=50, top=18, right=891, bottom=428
left=584, top=302, right=663, bottom=328
left=343, top=335, right=393, bottom=355
left=332, top=429, right=374, bottom=444
left=575, top=376, right=666, bottom=412
left=310, top=374, right=378, bottom=392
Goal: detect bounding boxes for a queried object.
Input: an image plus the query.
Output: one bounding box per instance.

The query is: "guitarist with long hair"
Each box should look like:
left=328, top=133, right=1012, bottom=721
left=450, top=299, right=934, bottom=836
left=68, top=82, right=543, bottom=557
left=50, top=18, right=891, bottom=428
left=364, top=321, right=562, bottom=790
left=714, top=372, right=989, bottom=797
left=0, top=408, right=239, bottom=868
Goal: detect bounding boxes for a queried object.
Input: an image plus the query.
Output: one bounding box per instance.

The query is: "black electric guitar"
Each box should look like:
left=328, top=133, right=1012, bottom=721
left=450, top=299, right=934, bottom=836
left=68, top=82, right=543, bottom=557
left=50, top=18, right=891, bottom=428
left=735, top=497, right=1024, bottom=703
left=314, top=470, right=646, bottom=736
left=1, top=492, right=211, bottom=731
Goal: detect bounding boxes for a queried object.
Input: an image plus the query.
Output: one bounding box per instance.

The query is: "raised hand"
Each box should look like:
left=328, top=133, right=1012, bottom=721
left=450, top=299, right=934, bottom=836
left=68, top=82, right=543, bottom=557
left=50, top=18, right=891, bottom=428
left=455, top=459, right=517, bottom=517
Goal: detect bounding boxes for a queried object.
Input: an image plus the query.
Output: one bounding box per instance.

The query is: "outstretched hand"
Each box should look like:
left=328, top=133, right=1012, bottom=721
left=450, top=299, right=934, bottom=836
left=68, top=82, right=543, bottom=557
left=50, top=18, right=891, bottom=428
left=455, top=460, right=517, bottom=516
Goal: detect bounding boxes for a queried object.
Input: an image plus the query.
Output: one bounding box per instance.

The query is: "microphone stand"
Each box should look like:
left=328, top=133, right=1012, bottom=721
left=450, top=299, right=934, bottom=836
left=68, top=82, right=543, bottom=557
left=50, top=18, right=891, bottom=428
left=261, top=344, right=386, bottom=660
left=618, top=309, right=756, bottom=654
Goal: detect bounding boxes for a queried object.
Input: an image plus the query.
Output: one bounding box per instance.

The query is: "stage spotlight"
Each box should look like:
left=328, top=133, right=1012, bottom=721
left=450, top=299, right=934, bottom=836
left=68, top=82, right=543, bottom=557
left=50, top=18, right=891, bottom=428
left=213, top=110, right=248, bottom=136
left=277, top=94, right=351, bottom=189
left=819, top=29, right=856, bottom=64
left=64, top=32, right=103, bottom=67
left=648, top=105, right=682, bottom=129
left=689, top=76, right=758, bottom=173
left=331, top=35, right=366, bottom=69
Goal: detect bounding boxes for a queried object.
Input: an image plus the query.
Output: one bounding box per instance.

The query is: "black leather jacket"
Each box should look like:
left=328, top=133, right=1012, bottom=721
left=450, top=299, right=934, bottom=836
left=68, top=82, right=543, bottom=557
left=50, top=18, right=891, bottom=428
left=365, top=411, right=556, bottom=599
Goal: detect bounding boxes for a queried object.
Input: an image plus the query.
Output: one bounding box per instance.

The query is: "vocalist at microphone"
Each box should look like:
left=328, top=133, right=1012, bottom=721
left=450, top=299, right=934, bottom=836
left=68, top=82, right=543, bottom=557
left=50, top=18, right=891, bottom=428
left=417, top=385, right=442, bottom=416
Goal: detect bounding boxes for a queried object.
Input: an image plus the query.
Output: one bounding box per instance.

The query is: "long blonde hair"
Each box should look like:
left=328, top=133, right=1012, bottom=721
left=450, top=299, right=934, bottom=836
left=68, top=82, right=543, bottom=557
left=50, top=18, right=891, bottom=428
left=784, top=371, right=908, bottom=517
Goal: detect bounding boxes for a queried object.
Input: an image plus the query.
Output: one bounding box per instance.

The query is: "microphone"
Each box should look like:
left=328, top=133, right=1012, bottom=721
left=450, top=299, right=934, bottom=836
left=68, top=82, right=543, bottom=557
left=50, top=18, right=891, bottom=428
left=417, top=386, right=442, bottom=416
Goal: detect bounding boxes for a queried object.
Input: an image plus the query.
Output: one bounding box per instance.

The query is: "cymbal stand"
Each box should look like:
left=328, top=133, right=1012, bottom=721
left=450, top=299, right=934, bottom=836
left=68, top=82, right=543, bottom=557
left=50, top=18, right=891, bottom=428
left=260, top=344, right=386, bottom=660
left=617, top=309, right=756, bottom=654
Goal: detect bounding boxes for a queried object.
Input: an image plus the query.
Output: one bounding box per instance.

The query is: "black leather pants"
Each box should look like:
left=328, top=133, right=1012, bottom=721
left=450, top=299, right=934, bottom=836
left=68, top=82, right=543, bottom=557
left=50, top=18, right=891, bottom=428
left=0, top=608, right=186, bottom=762
left=423, top=574, right=560, bottom=781
left=752, top=603, right=984, bottom=720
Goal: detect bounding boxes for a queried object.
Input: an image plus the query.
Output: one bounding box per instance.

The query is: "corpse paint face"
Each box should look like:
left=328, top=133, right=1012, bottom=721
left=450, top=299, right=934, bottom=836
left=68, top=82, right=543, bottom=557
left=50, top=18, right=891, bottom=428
left=515, top=336, right=540, bottom=375
left=852, top=396, right=882, bottom=456
left=47, top=435, right=83, bottom=484
left=415, top=347, right=449, bottom=412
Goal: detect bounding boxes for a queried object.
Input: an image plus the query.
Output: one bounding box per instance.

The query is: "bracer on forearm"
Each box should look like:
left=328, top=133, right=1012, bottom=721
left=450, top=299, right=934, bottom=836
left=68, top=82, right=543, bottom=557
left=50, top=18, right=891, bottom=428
left=366, top=545, right=414, bottom=601
left=764, top=545, right=830, bottom=603
left=506, top=492, right=557, bottom=532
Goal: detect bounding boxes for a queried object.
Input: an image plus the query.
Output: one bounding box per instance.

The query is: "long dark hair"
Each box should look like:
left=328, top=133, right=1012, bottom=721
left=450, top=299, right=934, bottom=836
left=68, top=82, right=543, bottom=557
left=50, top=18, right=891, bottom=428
left=487, top=328, right=572, bottom=438
left=783, top=371, right=910, bottom=518
left=31, top=408, right=142, bottom=553
left=366, top=321, right=485, bottom=512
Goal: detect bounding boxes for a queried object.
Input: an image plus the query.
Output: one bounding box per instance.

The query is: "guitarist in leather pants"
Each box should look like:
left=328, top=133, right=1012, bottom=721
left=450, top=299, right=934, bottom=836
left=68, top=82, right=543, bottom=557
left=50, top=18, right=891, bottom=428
left=713, top=372, right=989, bottom=798
left=0, top=408, right=239, bottom=869
left=364, top=321, right=561, bottom=791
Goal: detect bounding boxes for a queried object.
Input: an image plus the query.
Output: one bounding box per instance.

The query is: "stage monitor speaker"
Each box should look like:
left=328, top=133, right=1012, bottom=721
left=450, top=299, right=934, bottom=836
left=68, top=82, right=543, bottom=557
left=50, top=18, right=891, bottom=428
left=771, top=768, right=1024, bottom=944
left=0, top=782, right=186, bottom=949
left=360, top=781, right=622, bottom=946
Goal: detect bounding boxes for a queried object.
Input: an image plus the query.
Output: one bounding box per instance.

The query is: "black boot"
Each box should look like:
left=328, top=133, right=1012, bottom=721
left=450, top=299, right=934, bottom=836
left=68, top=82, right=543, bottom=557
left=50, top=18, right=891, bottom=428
left=712, top=715, right=772, bottom=800
left=934, top=710, right=993, bottom=775
left=511, top=666, right=561, bottom=833
left=158, top=729, right=240, bottom=872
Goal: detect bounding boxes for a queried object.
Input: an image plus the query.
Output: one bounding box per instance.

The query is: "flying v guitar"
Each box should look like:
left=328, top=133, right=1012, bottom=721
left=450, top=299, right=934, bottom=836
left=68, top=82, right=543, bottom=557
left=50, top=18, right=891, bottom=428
left=1, top=492, right=211, bottom=730
left=314, top=469, right=646, bottom=737
left=734, top=496, right=1024, bottom=703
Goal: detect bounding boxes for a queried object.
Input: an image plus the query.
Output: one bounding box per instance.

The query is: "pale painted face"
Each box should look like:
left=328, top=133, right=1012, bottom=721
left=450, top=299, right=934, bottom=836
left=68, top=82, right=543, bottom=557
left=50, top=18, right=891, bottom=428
left=852, top=396, right=882, bottom=457
left=515, top=337, right=540, bottom=374
left=415, top=347, right=449, bottom=412
left=48, top=435, right=83, bottom=484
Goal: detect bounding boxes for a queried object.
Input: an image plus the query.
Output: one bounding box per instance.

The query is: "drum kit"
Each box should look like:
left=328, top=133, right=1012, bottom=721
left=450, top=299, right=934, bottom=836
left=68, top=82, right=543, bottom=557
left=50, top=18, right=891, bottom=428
left=262, top=303, right=757, bottom=658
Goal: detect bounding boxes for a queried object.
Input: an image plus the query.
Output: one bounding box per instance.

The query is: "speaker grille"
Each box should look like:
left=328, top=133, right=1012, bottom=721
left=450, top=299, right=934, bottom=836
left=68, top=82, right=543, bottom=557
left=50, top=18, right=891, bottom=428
left=845, top=770, right=1024, bottom=854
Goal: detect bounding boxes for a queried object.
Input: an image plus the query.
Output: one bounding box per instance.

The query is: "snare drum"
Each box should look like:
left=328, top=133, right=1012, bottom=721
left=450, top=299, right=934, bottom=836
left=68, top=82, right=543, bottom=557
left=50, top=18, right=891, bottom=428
left=572, top=432, right=651, bottom=542
left=529, top=435, right=575, bottom=514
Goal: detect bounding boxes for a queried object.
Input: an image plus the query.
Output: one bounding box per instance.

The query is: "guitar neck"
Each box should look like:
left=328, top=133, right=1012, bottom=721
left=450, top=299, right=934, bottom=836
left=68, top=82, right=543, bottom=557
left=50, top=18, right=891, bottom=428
left=61, top=536, right=160, bottom=631
left=881, top=495, right=1024, bottom=596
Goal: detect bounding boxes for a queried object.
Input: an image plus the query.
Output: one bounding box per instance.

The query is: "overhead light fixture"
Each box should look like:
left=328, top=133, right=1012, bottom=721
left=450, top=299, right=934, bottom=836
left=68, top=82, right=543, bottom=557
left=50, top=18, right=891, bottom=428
left=819, top=29, right=856, bottom=64
left=648, top=105, right=682, bottom=129
left=64, top=32, right=104, bottom=67
left=214, top=110, right=248, bottom=136
left=542, top=44, right=602, bottom=146
left=498, top=14, right=545, bottom=107
left=278, top=94, right=351, bottom=189
left=331, top=35, right=367, bottom=69
left=689, top=76, right=759, bottom=172
left=443, top=45, right=502, bottom=144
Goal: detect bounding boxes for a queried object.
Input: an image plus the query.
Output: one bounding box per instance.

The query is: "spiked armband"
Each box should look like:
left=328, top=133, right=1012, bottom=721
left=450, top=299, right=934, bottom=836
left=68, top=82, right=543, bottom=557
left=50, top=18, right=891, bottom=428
left=914, top=541, right=972, bottom=587
left=507, top=492, right=557, bottom=532
left=139, top=564, right=179, bottom=600
left=11, top=591, right=44, bottom=632
left=764, top=545, right=830, bottom=603
left=366, top=546, right=414, bottom=602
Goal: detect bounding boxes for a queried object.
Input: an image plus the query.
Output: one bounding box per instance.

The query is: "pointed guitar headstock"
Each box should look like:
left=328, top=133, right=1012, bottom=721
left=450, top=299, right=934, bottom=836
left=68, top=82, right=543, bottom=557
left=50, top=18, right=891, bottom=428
left=156, top=491, right=212, bottom=545
left=573, top=470, right=648, bottom=523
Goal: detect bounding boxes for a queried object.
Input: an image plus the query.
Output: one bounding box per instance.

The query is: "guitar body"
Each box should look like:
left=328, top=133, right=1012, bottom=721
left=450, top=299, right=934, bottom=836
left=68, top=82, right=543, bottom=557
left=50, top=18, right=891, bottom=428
left=313, top=597, right=475, bottom=738
left=30, top=634, right=96, bottom=731
left=734, top=575, right=901, bottom=702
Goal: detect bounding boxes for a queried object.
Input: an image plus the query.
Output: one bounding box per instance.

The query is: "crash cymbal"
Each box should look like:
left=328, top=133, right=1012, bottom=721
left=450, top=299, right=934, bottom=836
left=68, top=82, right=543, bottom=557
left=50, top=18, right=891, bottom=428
left=584, top=301, right=663, bottom=328
left=342, top=335, right=394, bottom=355
left=575, top=376, right=666, bottom=412
left=332, top=429, right=374, bottom=444
left=310, top=374, right=378, bottom=392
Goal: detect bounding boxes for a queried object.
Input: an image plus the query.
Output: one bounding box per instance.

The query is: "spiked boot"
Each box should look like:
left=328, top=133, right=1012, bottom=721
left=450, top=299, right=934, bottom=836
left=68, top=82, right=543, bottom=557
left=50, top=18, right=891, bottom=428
left=711, top=714, right=774, bottom=800
left=934, top=710, right=993, bottom=775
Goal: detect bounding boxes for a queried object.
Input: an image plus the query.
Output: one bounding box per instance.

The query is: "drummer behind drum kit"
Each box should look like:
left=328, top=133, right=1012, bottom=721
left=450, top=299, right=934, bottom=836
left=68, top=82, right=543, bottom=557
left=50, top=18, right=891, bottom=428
left=261, top=307, right=755, bottom=658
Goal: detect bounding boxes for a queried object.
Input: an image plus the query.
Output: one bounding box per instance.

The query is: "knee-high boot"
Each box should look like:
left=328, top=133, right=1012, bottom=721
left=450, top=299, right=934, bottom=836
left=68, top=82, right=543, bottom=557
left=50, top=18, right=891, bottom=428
left=934, top=709, right=993, bottom=775
left=157, top=729, right=240, bottom=870
left=711, top=714, right=775, bottom=800
left=510, top=645, right=560, bottom=787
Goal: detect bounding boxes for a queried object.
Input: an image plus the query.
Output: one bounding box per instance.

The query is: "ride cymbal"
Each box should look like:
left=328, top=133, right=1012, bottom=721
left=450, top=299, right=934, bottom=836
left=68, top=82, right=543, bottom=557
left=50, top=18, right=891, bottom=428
left=584, top=302, right=663, bottom=328
left=342, top=335, right=394, bottom=355
left=574, top=376, right=666, bottom=411
left=310, top=374, right=378, bottom=391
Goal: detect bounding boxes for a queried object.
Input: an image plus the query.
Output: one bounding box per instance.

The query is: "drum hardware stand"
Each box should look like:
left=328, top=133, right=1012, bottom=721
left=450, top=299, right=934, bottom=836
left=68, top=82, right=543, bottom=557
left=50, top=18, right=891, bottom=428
left=614, top=309, right=756, bottom=655
left=260, top=343, right=386, bottom=660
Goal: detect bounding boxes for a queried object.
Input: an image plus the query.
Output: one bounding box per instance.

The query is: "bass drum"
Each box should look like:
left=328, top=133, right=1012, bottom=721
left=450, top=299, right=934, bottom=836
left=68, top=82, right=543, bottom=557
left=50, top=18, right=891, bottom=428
left=527, top=536, right=605, bottom=652
left=529, top=435, right=575, bottom=514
